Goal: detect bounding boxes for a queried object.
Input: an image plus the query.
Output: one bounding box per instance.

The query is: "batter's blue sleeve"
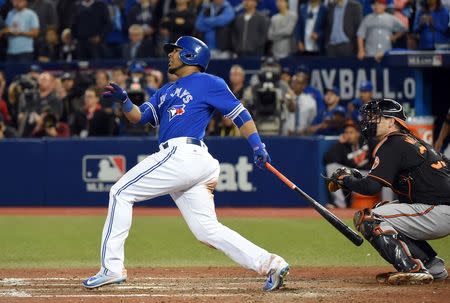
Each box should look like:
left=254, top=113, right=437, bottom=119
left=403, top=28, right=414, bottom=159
left=233, top=109, right=252, bottom=128
left=138, top=94, right=160, bottom=127
left=207, top=76, right=244, bottom=114
left=206, top=76, right=246, bottom=121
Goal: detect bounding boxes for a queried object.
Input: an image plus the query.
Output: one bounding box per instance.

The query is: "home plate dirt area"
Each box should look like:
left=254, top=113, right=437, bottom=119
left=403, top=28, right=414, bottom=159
left=0, top=267, right=448, bottom=303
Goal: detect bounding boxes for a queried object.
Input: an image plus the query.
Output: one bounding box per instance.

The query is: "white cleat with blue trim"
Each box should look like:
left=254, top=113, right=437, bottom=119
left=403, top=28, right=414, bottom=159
left=263, top=257, right=290, bottom=291
left=82, top=269, right=127, bottom=289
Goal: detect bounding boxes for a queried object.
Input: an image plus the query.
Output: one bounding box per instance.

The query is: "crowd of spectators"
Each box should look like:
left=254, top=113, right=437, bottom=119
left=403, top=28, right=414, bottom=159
left=0, top=60, right=170, bottom=139
left=0, top=0, right=449, bottom=63
left=0, top=57, right=376, bottom=139
left=0, top=0, right=449, bottom=140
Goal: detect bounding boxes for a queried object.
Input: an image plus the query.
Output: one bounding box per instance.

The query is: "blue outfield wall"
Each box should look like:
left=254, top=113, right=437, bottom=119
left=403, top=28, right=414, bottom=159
left=0, top=137, right=337, bottom=207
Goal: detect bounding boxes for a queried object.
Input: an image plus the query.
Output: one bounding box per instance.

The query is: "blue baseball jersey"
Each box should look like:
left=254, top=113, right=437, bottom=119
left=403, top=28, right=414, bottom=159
left=350, top=98, right=364, bottom=122
left=138, top=72, right=243, bottom=143
left=312, top=104, right=346, bottom=136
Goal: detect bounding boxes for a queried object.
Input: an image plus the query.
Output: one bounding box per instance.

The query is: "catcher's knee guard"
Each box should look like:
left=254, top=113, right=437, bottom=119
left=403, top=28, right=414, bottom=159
left=353, top=209, right=425, bottom=272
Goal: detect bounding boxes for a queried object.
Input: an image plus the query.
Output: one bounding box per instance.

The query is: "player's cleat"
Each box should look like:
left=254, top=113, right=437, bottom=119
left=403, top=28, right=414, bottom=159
left=263, top=260, right=290, bottom=291
left=82, top=269, right=127, bottom=289
left=426, top=257, right=448, bottom=281
left=386, top=270, right=434, bottom=285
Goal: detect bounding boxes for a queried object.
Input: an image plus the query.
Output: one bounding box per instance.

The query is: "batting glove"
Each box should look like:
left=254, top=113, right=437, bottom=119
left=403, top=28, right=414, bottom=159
left=253, top=143, right=271, bottom=170
left=102, top=83, right=129, bottom=103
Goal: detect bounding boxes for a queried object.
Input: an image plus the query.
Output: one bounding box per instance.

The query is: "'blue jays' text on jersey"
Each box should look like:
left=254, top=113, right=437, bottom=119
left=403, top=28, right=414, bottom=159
left=138, top=72, right=243, bottom=143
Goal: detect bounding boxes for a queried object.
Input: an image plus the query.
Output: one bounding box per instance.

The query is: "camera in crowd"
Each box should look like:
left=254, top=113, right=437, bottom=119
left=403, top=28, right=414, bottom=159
left=249, top=57, right=285, bottom=134
left=13, top=74, right=40, bottom=113
left=255, top=58, right=282, bottom=117
left=127, top=82, right=146, bottom=106
left=126, top=61, right=147, bottom=106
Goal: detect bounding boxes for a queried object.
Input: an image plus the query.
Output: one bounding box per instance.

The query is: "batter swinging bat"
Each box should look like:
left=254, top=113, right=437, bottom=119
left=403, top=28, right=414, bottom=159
left=266, top=163, right=364, bottom=246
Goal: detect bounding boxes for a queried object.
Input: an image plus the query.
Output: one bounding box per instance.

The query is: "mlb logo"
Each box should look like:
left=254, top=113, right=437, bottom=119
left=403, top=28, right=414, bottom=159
left=83, top=155, right=126, bottom=182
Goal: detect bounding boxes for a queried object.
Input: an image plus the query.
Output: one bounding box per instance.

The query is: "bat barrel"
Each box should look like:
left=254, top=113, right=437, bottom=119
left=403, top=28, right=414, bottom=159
left=266, top=163, right=364, bottom=246
left=294, top=187, right=364, bottom=246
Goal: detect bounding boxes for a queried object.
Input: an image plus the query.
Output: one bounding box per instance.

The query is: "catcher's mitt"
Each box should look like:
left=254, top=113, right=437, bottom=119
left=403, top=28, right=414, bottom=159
left=323, top=167, right=363, bottom=192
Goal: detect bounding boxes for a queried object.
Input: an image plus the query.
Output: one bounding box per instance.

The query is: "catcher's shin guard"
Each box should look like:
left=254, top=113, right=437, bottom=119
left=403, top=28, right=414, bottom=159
left=354, top=209, right=425, bottom=273
left=399, top=236, right=437, bottom=265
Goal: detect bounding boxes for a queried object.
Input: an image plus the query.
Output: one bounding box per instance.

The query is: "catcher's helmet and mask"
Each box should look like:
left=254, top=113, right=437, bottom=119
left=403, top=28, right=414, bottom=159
left=359, top=98, right=408, bottom=139
left=164, top=36, right=211, bottom=73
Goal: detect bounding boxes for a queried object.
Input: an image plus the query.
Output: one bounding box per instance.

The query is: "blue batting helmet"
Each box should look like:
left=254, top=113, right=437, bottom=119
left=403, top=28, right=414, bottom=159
left=326, top=86, right=340, bottom=96
left=164, top=36, right=211, bottom=72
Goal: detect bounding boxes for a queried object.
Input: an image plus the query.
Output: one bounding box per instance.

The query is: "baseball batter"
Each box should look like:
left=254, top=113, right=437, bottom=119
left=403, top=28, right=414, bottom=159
left=82, top=36, right=289, bottom=291
left=328, top=99, right=450, bottom=285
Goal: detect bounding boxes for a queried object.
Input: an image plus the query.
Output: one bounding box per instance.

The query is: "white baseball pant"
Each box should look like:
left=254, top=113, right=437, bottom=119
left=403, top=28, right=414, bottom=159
left=100, top=137, right=282, bottom=276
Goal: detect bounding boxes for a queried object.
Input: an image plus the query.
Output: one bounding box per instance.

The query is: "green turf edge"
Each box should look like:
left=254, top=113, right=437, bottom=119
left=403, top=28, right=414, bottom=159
left=1, top=216, right=449, bottom=269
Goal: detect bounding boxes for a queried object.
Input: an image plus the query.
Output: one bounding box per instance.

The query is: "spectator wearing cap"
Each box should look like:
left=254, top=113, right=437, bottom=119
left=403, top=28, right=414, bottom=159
left=357, top=0, right=406, bottom=61
left=231, top=0, right=270, bottom=57
left=323, top=120, right=373, bottom=208
left=126, top=61, right=148, bottom=93
left=59, top=72, right=84, bottom=124
left=306, top=86, right=346, bottom=135
left=296, top=0, right=327, bottom=56
left=295, top=64, right=325, bottom=113
left=71, top=0, right=111, bottom=60
left=267, top=0, right=297, bottom=59
left=413, top=0, right=450, bottom=50
left=122, top=24, right=154, bottom=60
left=1, top=0, right=39, bottom=62
left=195, top=0, right=235, bottom=59
left=28, top=64, right=42, bottom=81
left=325, top=0, right=363, bottom=57
left=125, top=61, right=151, bottom=106
left=347, top=80, right=373, bottom=122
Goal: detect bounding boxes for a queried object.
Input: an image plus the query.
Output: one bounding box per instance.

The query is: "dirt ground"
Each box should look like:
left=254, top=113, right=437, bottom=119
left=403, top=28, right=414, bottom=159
left=0, top=267, right=448, bottom=303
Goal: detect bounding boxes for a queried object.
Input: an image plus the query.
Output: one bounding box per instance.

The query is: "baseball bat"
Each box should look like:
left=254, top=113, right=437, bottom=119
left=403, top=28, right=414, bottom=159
left=266, top=163, right=364, bottom=246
